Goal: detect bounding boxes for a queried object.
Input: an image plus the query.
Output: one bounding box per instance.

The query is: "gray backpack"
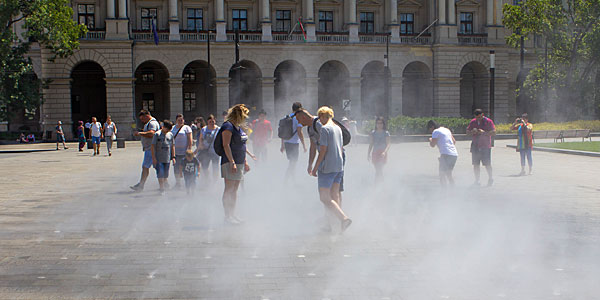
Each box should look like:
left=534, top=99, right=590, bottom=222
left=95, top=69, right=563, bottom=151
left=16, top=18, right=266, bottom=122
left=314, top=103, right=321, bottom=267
left=278, top=114, right=297, bottom=140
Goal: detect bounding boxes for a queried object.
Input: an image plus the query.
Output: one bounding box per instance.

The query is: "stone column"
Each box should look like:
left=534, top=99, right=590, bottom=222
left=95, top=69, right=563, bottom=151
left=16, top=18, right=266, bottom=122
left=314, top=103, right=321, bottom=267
left=448, top=0, right=456, bottom=24
left=169, top=0, right=180, bottom=41
left=433, top=77, right=461, bottom=117
left=346, top=0, right=359, bottom=42
left=495, top=0, right=502, bottom=25
left=439, top=0, right=446, bottom=25
left=304, top=77, right=319, bottom=114
left=388, top=0, right=400, bottom=43
left=486, top=0, right=493, bottom=26
left=118, top=0, right=127, bottom=18
left=348, top=77, right=362, bottom=118
left=304, top=0, right=316, bottom=42
left=215, top=77, right=230, bottom=115
left=261, top=0, right=272, bottom=42
left=106, top=77, right=135, bottom=139
left=107, top=0, right=115, bottom=19
left=262, top=77, right=275, bottom=117
left=169, top=78, right=183, bottom=120
left=216, top=0, right=227, bottom=41
left=390, top=77, right=403, bottom=116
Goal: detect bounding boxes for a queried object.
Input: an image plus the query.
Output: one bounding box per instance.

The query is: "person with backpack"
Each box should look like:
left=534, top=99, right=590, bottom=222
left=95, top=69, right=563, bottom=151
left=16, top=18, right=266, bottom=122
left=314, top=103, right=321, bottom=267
left=172, top=114, right=194, bottom=189
left=196, top=114, right=220, bottom=182
left=214, top=104, right=251, bottom=224
left=130, top=110, right=161, bottom=192
left=279, top=102, right=306, bottom=182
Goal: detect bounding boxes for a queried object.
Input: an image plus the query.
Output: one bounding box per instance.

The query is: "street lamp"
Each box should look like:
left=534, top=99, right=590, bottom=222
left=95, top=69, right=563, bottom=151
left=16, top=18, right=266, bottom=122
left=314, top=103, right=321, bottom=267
left=489, top=50, right=495, bottom=121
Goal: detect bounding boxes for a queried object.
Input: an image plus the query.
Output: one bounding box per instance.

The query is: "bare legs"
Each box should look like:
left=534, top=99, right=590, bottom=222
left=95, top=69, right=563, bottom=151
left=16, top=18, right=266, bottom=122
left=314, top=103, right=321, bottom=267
left=319, top=184, right=351, bottom=231
left=222, top=179, right=242, bottom=223
left=473, top=165, right=493, bottom=185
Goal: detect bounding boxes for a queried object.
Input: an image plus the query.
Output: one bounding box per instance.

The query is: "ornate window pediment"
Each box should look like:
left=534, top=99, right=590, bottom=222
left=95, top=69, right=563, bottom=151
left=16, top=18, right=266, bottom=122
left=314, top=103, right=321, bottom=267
left=316, top=0, right=342, bottom=4
left=358, top=0, right=382, bottom=6
left=398, top=0, right=422, bottom=8
left=456, top=0, right=480, bottom=7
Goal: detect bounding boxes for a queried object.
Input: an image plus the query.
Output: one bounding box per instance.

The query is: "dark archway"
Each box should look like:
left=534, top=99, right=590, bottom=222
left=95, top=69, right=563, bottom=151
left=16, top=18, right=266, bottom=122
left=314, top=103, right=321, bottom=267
left=460, top=62, right=489, bottom=118
left=229, top=60, right=262, bottom=112
left=182, top=61, right=216, bottom=121
left=71, top=61, right=106, bottom=133
left=318, top=61, right=349, bottom=115
left=402, top=62, right=433, bottom=117
left=274, top=60, right=306, bottom=117
left=135, top=61, right=170, bottom=124
left=361, top=61, right=389, bottom=118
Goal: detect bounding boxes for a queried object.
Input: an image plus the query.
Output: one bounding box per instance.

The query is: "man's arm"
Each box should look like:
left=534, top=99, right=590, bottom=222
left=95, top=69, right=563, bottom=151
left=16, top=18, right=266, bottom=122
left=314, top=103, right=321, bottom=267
left=311, top=145, right=327, bottom=176
left=429, top=138, right=438, bottom=148
left=297, top=127, right=307, bottom=152
left=186, top=131, right=193, bottom=150
left=308, top=139, right=317, bottom=174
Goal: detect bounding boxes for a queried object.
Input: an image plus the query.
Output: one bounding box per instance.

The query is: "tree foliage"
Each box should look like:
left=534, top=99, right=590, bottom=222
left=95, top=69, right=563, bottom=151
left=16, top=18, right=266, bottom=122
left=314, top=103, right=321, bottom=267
left=0, top=0, right=87, bottom=123
left=503, top=0, right=600, bottom=120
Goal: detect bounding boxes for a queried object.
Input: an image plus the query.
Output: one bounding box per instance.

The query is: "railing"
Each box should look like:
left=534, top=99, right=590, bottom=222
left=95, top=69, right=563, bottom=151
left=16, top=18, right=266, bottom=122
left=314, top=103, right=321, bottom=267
left=399, top=34, right=432, bottom=45
left=316, top=32, right=349, bottom=43
left=272, top=33, right=306, bottom=42
left=81, top=31, right=105, bottom=40
left=179, top=32, right=216, bottom=41
left=132, top=31, right=169, bottom=42
left=226, top=31, right=262, bottom=42
left=458, top=34, right=488, bottom=45
left=359, top=34, right=389, bottom=44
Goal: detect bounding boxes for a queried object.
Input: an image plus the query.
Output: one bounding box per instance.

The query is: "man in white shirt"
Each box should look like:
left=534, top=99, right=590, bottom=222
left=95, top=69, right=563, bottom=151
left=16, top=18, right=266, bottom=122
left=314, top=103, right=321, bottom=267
left=89, top=117, right=103, bottom=156
left=428, top=120, right=458, bottom=186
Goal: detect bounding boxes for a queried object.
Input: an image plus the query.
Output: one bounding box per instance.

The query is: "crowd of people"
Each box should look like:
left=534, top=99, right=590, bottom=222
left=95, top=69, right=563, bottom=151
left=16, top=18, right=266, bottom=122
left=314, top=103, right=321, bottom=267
left=56, top=116, right=119, bottom=154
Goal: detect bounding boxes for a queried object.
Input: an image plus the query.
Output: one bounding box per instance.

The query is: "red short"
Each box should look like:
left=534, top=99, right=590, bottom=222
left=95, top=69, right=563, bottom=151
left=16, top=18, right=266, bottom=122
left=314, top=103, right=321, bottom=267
left=372, top=149, right=387, bottom=165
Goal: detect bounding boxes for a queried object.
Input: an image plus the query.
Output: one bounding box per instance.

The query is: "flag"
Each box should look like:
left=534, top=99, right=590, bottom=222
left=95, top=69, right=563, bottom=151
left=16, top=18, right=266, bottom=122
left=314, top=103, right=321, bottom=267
left=297, top=18, right=307, bottom=41
left=152, top=17, right=159, bottom=45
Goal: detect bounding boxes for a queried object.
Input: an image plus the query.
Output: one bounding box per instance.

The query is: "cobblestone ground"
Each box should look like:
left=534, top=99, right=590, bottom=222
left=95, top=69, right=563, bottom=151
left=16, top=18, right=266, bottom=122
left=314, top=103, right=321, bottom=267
left=1, top=139, right=599, bottom=299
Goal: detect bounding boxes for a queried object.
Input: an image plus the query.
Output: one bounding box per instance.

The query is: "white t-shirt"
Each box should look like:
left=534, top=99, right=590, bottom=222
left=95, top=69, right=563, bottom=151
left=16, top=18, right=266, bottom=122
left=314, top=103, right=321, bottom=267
left=432, top=127, right=458, bottom=156
left=104, top=122, right=116, bottom=137
left=90, top=122, right=102, bottom=137
left=171, top=124, right=192, bottom=155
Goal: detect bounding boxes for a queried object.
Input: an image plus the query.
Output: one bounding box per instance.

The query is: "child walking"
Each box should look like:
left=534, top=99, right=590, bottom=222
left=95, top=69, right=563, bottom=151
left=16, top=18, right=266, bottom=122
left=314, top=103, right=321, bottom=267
left=182, top=149, right=200, bottom=195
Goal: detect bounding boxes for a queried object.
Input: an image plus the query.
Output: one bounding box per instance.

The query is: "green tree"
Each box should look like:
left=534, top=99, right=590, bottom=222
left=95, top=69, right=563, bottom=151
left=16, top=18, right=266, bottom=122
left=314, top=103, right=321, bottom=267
left=503, top=0, right=600, bottom=120
left=1, top=0, right=87, bottom=128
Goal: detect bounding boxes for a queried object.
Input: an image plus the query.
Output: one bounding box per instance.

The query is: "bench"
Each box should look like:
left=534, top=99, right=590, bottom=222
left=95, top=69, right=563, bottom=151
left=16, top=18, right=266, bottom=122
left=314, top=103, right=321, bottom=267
left=532, top=130, right=562, bottom=143
left=560, top=129, right=592, bottom=142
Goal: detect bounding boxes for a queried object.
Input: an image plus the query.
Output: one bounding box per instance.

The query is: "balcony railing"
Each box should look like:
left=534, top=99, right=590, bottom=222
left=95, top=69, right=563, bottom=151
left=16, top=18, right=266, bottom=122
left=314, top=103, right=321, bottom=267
left=272, top=33, right=306, bottom=42
left=399, top=34, right=432, bottom=45
left=458, top=33, right=488, bottom=45
left=81, top=30, right=105, bottom=40
left=179, top=32, right=216, bottom=41
left=359, top=34, right=389, bottom=44
left=316, top=32, right=349, bottom=43
left=132, top=31, right=169, bottom=42
left=226, top=31, right=262, bottom=42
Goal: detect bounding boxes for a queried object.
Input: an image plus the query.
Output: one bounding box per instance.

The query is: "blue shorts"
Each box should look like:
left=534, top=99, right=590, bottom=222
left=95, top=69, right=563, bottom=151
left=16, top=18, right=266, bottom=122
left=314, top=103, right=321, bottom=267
left=318, top=171, right=344, bottom=189
left=142, top=150, right=153, bottom=169
left=91, top=136, right=101, bottom=144
left=155, top=162, right=170, bottom=178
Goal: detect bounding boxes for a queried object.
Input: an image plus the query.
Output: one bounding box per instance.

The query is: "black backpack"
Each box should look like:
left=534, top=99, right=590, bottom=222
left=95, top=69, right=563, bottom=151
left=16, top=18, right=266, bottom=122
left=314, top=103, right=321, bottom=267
left=312, top=118, right=351, bottom=146
left=278, top=114, right=297, bottom=140
left=213, top=125, right=226, bottom=156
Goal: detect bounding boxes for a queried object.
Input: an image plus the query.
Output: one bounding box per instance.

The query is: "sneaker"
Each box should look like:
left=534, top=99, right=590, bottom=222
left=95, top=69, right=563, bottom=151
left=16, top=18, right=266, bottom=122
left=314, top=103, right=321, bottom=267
left=56, top=147, right=59, bottom=150
left=130, top=183, right=143, bottom=192
left=108, top=152, right=112, bottom=156
left=487, top=179, right=494, bottom=186
left=159, top=189, right=166, bottom=196
left=225, top=216, right=241, bottom=225
left=471, top=181, right=481, bottom=187
left=93, top=153, right=96, bottom=156
left=341, top=218, right=352, bottom=233
left=79, top=149, right=83, bottom=152
left=64, top=147, right=69, bottom=150
left=518, top=171, right=526, bottom=176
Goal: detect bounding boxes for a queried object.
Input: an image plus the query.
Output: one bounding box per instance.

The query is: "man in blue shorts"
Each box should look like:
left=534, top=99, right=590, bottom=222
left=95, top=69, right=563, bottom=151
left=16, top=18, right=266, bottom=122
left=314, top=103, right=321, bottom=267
left=130, top=110, right=160, bottom=192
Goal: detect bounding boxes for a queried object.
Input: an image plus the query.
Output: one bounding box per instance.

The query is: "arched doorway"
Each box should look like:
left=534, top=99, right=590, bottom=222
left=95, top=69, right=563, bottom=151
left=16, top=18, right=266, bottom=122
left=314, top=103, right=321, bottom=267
left=402, top=62, right=433, bottom=117
left=361, top=61, right=389, bottom=118
left=135, top=61, right=170, bottom=123
left=182, top=61, right=216, bottom=121
left=71, top=61, right=106, bottom=133
left=229, top=60, right=262, bottom=112
left=318, top=61, right=349, bottom=115
left=274, top=60, right=306, bottom=117
left=460, top=62, right=489, bottom=118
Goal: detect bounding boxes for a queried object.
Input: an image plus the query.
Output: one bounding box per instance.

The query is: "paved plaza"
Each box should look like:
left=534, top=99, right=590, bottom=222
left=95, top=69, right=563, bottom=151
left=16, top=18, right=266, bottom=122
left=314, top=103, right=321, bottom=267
left=1, top=139, right=599, bottom=299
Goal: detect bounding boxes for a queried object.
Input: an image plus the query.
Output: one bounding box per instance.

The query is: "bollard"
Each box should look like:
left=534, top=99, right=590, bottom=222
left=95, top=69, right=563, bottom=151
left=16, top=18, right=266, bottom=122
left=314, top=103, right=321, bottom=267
left=117, top=138, right=125, bottom=148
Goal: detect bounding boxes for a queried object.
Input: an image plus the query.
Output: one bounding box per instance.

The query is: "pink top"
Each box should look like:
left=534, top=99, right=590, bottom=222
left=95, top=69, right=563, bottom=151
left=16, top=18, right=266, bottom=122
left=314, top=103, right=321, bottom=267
left=467, top=117, right=496, bottom=149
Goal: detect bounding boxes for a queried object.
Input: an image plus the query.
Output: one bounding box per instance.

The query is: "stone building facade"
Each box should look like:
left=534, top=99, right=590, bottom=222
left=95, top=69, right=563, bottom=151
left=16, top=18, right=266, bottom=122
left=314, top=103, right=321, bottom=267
left=24, top=0, right=541, bottom=138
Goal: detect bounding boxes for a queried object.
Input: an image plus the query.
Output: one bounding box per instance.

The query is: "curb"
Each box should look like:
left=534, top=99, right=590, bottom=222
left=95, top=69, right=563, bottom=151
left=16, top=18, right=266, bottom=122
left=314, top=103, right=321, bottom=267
left=506, top=145, right=600, bottom=157
left=0, top=149, right=58, bottom=154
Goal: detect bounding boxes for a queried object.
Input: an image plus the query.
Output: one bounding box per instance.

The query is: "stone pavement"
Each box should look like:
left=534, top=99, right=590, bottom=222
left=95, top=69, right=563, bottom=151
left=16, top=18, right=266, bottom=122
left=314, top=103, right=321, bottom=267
left=1, top=139, right=599, bottom=299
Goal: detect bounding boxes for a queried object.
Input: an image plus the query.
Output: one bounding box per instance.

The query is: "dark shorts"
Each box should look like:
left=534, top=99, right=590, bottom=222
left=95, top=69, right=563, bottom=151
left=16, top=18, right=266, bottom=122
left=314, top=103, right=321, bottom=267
left=284, top=142, right=299, bottom=162
left=439, top=154, right=458, bottom=172
left=184, top=173, right=196, bottom=188
left=175, top=155, right=186, bottom=171
left=471, top=148, right=491, bottom=166
left=57, top=135, right=65, bottom=143
left=155, top=162, right=170, bottom=178
left=198, top=151, right=220, bottom=170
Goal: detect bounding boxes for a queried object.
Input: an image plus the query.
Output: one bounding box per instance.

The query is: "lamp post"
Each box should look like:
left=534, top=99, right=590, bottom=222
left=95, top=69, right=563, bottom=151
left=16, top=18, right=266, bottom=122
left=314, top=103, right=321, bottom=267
left=489, top=50, right=495, bottom=121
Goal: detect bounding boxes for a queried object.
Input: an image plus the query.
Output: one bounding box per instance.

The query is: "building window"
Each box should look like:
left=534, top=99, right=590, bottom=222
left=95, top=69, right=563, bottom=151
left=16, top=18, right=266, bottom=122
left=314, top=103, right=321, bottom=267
left=460, top=12, right=473, bottom=34
left=78, top=4, right=95, bottom=30
left=318, top=11, right=333, bottom=32
left=141, top=8, right=158, bottom=31
left=400, top=13, right=414, bottom=34
left=142, top=71, right=154, bottom=82
left=232, top=9, right=248, bottom=31
left=184, top=92, right=196, bottom=112
left=183, top=70, right=196, bottom=82
left=187, top=8, right=203, bottom=30
left=142, top=93, right=155, bottom=112
left=275, top=10, right=292, bottom=32
left=360, top=12, right=374, bottom=33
